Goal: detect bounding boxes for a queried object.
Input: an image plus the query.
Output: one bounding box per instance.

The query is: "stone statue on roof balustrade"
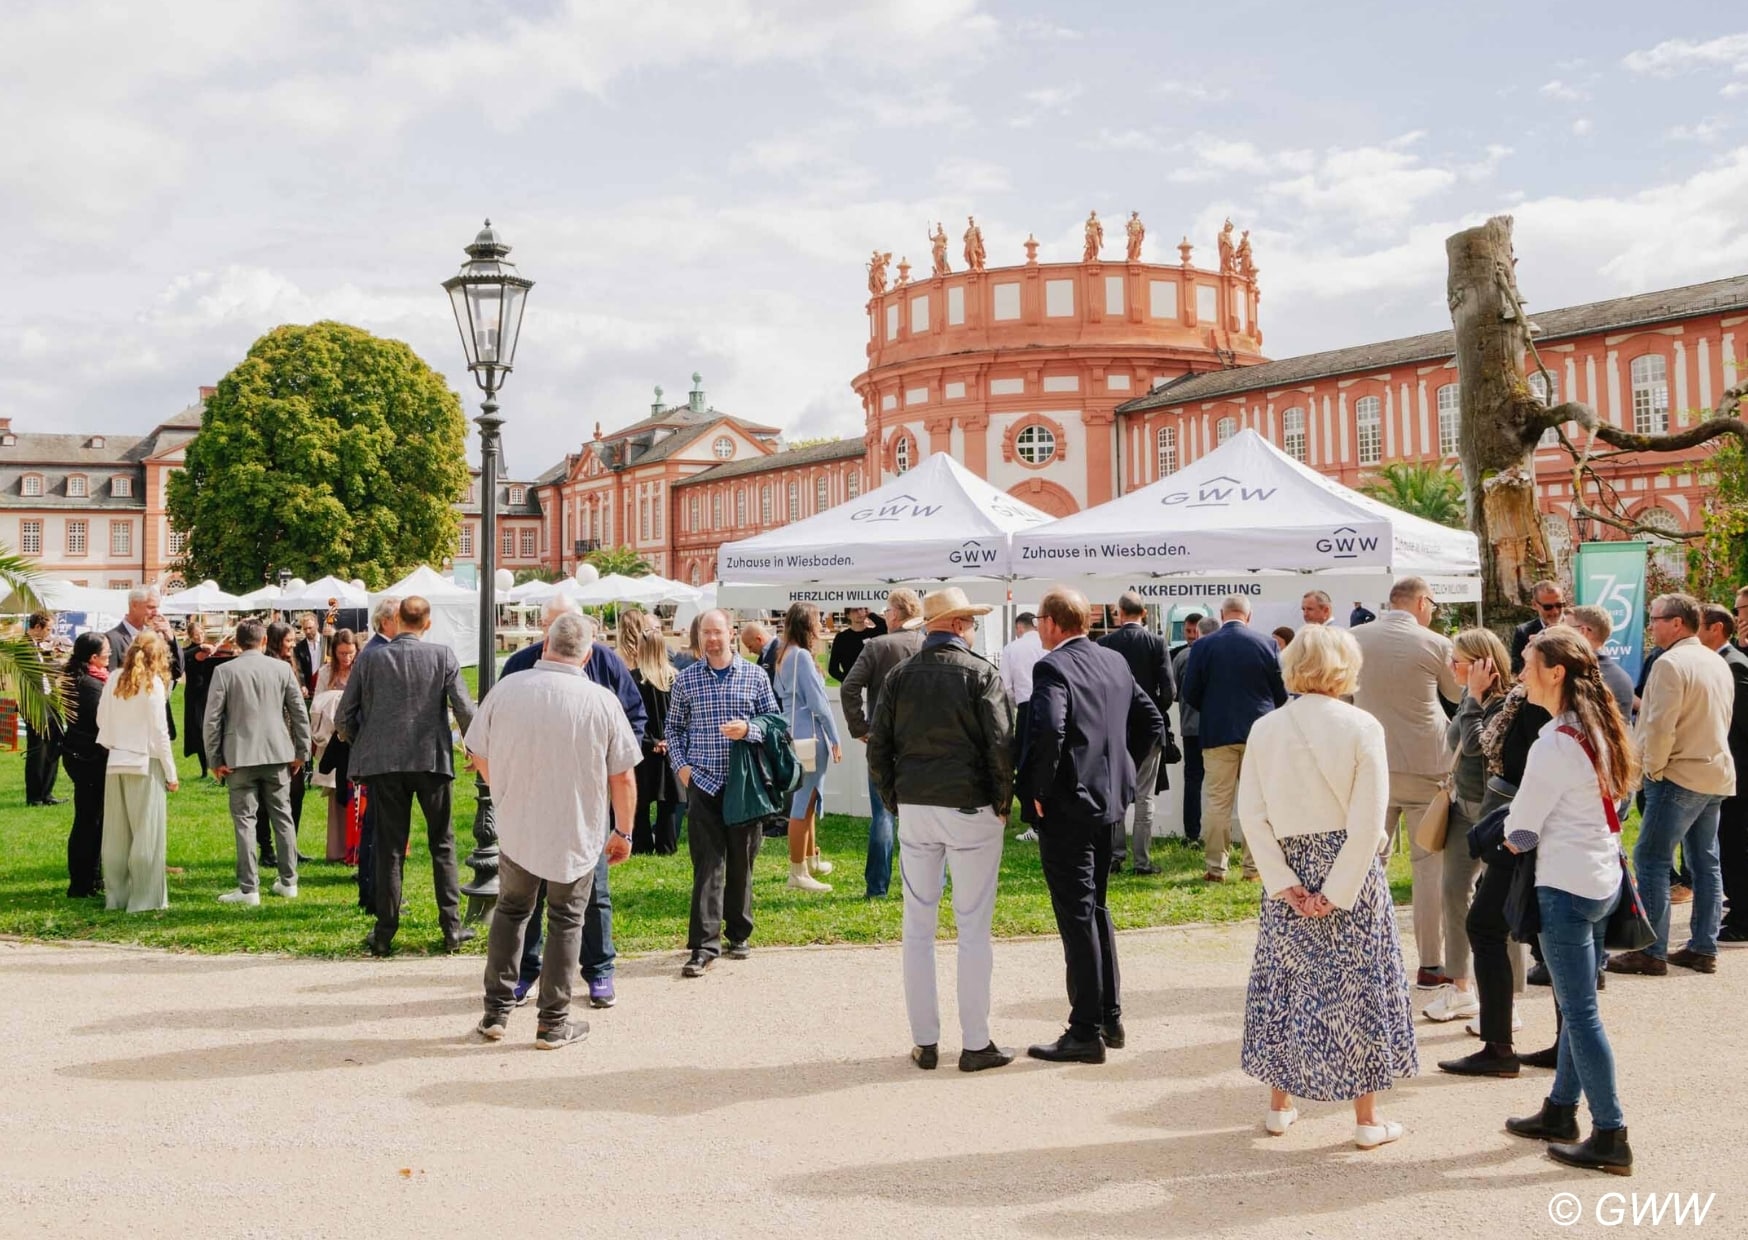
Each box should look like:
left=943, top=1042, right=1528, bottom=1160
left=963, top=216, right=986, bottom=271
left=929, top=222, right=950, bottom=276
left=1125, top=211, right=1145, bottom=262
left=1083, top=210, right=1103, bottom=261
left=1217, top=218, right=1236, bottom=274
left=867, top=249, right=892, bottom=297
left=1236, top=229, right=1256, bottom=281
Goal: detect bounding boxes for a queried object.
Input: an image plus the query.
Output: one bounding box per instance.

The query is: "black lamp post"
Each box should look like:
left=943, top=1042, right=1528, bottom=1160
left=443, top=219, right=533, bottom=917
left=276, top=567, right=291, bottom=590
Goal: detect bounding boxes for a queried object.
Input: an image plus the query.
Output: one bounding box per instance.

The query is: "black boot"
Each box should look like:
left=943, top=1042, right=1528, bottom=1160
left=1506, top=1098, right=1580, bottom=1142
left=1549, top=1126, right=1633, bottom=1176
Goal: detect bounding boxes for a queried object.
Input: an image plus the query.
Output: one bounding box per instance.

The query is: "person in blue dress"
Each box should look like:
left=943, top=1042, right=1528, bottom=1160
left=774, top=603, right=842, bottom=893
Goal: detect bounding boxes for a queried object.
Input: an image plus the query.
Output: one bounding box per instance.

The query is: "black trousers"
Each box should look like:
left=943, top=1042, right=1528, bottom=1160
left=1466, top=853, right=1519, bottom=1045
left=687, top=784, right=760, bottom=957
left=633, top=797, right=680, bottom=855
left=26, top=722, right=61, bottom=804
left=1721, top=794, right=1748, bottom=933
left=369, top=771, right=459, bottom=943
left=1181, top=737, right=1204, bottom=842
left=1037, top=814, right=1122, bottom=1038
left=63, top=755, right=105, bottom=896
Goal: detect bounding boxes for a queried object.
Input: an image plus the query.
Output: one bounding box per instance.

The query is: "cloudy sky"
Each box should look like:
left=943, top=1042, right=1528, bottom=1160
left=4, top=2, right=1746, bottom=478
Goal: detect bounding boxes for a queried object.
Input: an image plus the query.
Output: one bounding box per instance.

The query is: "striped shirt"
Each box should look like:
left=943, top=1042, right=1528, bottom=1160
left=665, top=657, right=777, bottom=795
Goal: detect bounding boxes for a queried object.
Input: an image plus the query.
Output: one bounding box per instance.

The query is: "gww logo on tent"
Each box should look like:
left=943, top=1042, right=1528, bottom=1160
left=851, top=493, right=943, bottom=523
left=1315, top=526, right=1380, bottom=559
left=1160, top=475, right=1278, bottom=508
left=948, top=540, right=1000, bottom=568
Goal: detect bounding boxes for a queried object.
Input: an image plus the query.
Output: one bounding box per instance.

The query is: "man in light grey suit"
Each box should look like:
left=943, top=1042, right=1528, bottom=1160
left=206, top=617, right=311, bottom=908
left=338, top=595, right=477, bottom=956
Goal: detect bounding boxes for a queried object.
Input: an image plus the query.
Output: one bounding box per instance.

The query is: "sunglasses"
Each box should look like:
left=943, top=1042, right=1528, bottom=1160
left=1536, top=600, right=1566, bottom=612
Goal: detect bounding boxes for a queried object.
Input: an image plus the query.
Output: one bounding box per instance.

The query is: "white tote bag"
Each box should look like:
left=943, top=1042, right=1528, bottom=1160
left=785, top=651, right=818, bottom=774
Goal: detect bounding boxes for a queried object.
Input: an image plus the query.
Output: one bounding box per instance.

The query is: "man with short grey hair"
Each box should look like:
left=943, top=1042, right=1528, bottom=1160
left=1300, top=590, right=1333, bottom=626
left=365, top=597, right=401, bottom=653
left=467, top=611, right=640, bottom=1049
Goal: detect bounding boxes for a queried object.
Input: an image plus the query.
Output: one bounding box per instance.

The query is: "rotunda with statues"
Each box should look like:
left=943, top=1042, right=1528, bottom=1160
left=852, top=212, right=1266, bottom=514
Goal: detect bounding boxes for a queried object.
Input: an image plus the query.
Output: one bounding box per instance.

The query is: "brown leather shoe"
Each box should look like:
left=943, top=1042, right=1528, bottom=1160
left=1202, top=871, right=1226, bottom=883
left=1669, top=884, right=1694, bottom=905
left=1605, top=949, right=1668, bottom=976
left=1668, top=947, right=1717, bottom=974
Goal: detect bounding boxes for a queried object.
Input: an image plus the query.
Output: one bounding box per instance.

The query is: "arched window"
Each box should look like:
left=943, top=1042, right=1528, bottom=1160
left=894, top=435, right=912, bottom=474
left=1436, top=383, right=1460, bottom=457
left=815, top=475, right=829, bottom=510
left=847, top=470, right=861, bottom=498
left=21, top=473, right=42, bottom=497
left=711, top=491, right=722, bottom=527
left=1630, top=355, right=1669, bottom=434
left=1015, top=423, right=1057, bottom=465
left=1355, top=396, right=1382, bottom=465
left=1281, top=407, right=1306, bottom=463
left=67, top=474, right=88, bottom=498
left=689, top=495, right=700, bottom=531
left=1529, top=371, right=1561, bottom=447
left=760, top=485, right=772, bottom=523
left=689, top=562, right=702, bottom=587
left=735, top=488, right=746, bottom=526
left=1216, top=416, right=1236, bottom=444
left=788, top=481, right=800, bottom=520
left=1637, top=506, right=1687, bottom=582
left=1156, top=425, right=1177, bottom=476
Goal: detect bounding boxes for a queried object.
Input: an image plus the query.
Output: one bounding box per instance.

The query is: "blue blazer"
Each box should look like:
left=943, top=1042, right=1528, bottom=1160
left=502, top=639, right=648, bottom=741
left=1179, top=621, right=1288, bottom=749
left=1019, top=636, right=1164, bottom=826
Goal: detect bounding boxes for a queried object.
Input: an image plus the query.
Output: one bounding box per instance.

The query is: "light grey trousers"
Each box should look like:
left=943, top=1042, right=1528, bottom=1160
left=1384, top=771, right=1444, bottom=971
left=1114, top=742, right=1163, bottom=869
left=102, top=766, right=169, bottom=913
left=229, top=763, right=296, bottom=893
left=1441, top=796, right=1484, bottom=981
left=898, top=803, right=1005, bottom=1051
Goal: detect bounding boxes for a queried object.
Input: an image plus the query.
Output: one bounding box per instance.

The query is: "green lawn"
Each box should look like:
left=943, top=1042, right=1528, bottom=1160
left=0, top=683, right=1440, bottom=959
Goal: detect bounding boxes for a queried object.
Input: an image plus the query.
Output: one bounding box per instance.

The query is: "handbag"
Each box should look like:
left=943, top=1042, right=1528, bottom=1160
left=1555, top=725, right=1656, bottom=953
left=785, top=651, right=818, bottom=775
left=1412, top=781, right=1452, bottom=853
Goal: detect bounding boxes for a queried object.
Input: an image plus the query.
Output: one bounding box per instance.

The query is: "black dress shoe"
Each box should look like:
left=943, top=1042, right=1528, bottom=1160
left=1526, top=961, right=1551, bottom=986
left=1506, top=1097, right=1580, bottom=1142
left=681, top=950, right=713, bottom=978
left=1101, top=1020, right=1126, bottom=1050
left=1718, top=924, right=1748, bottom=943
left=1438, top=1046, right=1520, bottom=1077
left=1027, top=1031, right=1106, bottom=1064
left=724, top=940, right=751, bottom=960
left=959, top=1043, right=1013, bottom=1072
left=911, top=1044, right=938, bottom=1070
left=443, top=927, right=477, bottom=953
left=1520, top=1045, right=1559, bottom=1069
left=1548, top=1125, right=1633, bottom=1176
left=1131, top=864, right=1161, bottom=876
left=43, top=796, right=65, bottom=805
left=363, top=933, right=393, bottom=958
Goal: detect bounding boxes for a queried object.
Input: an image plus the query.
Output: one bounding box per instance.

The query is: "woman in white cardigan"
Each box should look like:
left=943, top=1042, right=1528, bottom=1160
left=1238, top=623, right=1418, bottom=1150
left=95, top=630, right=179, bottom=912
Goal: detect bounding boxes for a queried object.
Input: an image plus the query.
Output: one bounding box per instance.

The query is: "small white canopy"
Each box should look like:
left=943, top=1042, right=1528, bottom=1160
left=6, top=579, right=131, bottom=622
left=277, top=575, right=370, bottom=611
left=371, top=565, right=479, bottom=667
left=1010, top=429, right=1480, bottom=579
left=161, top=580, right=245, bottom=615
left=717, top=452, right=1051, bottom=596
left=571, top=573, right=700, bottom=608
left=233, top=583, right=282, bottom=608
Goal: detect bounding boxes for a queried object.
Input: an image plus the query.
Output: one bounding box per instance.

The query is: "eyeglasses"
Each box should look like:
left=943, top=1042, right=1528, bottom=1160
left=1649, top=613, right=1673, bottom=623
left=1536, top=600, right=1566, bottom=612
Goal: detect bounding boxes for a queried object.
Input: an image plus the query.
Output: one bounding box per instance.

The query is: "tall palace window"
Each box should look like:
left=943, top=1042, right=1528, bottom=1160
left=1282, top=408, right=1306, bottom=463
left=1156, top=426, right=1177, bottom=476
left=1355, top=396, right=1382, bottom=465
left=1631, top=355, right=1669, bottom=434
left=1437, top=384, right=1461, bottom=457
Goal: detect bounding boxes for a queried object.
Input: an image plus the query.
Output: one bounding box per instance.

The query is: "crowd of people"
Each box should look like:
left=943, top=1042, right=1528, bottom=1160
left=28, top=570, right=1748, bottom=1177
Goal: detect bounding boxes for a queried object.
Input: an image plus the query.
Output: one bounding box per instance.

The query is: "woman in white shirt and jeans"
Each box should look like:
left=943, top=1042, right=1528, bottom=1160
left=1501, top=626, right=1637, bottom=1176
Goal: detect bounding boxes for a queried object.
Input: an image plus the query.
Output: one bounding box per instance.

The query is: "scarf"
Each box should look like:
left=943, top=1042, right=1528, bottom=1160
left=87, top=663, right=110, bottom=683
left=1479, top=683, right=1525, bottom=777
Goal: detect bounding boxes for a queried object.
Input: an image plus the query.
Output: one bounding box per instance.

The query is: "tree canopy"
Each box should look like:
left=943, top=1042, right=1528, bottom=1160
left=584, top=545, right=653, bottom=577
left=167, top=322, right=470, bottom=591
left=1359, top=461, right=1467, bottom=529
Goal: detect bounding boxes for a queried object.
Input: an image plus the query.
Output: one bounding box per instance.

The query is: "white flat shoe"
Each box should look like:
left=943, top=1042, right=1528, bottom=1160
left=1264, top=1107, right=1298, bottom=1135
left=1422, top=985, right=1479, bottom=1022
left=1354, top=1120, right=1404, bottom=1150
left=808, top=854, right=834, bottom=876
left=217, top=889, right=260, bottom=906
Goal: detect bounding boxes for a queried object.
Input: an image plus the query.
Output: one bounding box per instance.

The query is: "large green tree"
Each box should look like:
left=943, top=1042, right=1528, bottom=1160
left=167, top=321, right=470, bottom=591
left=1359, top=460, right=1467, bottom=528
left=584, top=545, right=653, bottom=577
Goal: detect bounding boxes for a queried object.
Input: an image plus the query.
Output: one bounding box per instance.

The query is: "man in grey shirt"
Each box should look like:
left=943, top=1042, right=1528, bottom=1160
left=206, top=617, right=310, bottom=907
left=1571, top=605, right=1635, bottom=721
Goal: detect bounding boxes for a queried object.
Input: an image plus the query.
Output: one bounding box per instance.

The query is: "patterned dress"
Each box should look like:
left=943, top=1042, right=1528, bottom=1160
left=1241, top=830, right=1419, bottom=1101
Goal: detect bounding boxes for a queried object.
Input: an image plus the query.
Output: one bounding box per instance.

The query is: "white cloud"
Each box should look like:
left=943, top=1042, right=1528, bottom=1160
left=1460, top=143, right=1514, bottom=180
left=1622, top=32, right=1748, bottom=76
left=1724, top=82, right=1748, bottom=98
left=1012, top=16, right=1080, bottom=40
left=1093, top=128, right=1162, bottom=153
left=1022, top=84, right=1082, bottom=110
left=1151, top=80, right=1231, bottom=102
left=1667, top=118, right=1729, bottom=142
left=1572, top=117, right=1593, bottom=136
left=1268, top=140, right=1457, bottom=223
left=1539, top=79, right=1588, bottom=102
left=1167, top=135, right=1312, bottom=183
left=933, top=158, right=1011, bottom=196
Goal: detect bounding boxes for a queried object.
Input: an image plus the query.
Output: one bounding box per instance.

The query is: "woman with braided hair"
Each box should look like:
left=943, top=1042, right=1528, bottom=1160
left=1496, top=626, right=1639, bottom=1176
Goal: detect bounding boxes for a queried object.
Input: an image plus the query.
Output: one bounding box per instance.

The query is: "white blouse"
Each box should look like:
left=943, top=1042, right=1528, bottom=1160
left=95, top=676, right=176, bottom=780
left=1503, top=712, right=1623, bottom=901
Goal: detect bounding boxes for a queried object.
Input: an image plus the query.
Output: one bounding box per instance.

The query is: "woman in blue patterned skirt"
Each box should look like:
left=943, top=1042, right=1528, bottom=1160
left=1237, top=623, right=1418, bottom=1150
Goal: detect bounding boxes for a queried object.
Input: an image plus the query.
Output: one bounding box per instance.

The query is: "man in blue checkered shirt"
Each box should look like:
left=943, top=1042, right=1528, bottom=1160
left=667, top=608, right=779, bottom=977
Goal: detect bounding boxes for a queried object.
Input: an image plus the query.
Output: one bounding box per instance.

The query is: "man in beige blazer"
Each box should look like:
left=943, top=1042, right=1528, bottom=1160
left=1350, top=576, right=1460, bottom=988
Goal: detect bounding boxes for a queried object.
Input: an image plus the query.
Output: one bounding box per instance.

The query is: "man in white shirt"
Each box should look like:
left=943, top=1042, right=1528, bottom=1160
left=466, top=613, right=641, bottom=1049
left=1300, top=590, right=1333, bottom=627
left=1001, top=613, right=1045, bottom=840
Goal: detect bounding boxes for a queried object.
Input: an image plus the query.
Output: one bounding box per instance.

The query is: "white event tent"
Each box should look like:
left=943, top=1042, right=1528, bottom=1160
left=571, top=572, right=700, bottom=608
left=372, top=565, right=479, bottom=667
left=716, top=452, right=1053, bottom=609
left=233, top=583, right=282, bottom=608
left=277, top=575, right=370, bottom=611
left=161, top=580, right=245, bottom=615
left=1009, top=429, right=1481, bottom=609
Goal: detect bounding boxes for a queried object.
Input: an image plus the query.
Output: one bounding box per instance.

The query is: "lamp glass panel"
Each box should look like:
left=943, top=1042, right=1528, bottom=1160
left=466, top=283, right=505, bottom=365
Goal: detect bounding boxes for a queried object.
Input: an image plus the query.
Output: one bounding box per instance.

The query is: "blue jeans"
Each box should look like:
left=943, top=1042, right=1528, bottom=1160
left=866, top=774, right=895, bottom=898
left=1635, top=778, right=1723, bottom=958
left=1539, top=886, right=1624, bottom=1129
left=518, top=850, right=615, bottom=985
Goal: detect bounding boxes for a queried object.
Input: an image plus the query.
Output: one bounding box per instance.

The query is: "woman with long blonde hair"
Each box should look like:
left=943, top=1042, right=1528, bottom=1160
left=630, top=622, right=683, bottom=854
left=95, top=630, right=179, bottom=911
left=616, top=608, right=647, bottom=672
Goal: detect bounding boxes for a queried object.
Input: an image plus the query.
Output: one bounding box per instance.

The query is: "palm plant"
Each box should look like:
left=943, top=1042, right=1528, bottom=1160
left=0, top=546, right=66, bottom=731
left=584, top=545, right=654, bottom=577
left=1359, top=461, right=1468, bottom=529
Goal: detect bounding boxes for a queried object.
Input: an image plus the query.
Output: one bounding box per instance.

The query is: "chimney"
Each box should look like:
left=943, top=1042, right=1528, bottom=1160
left=688, top=371, right=705, bottom=413
left=199, top=385, right=216, bottom=401
left=651, top=384, right=664, bottom=415
left=0, top=418, right=11, bottom=432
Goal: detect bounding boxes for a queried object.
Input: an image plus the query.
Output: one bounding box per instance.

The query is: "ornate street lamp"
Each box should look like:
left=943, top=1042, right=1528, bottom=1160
left=443, top=219, right=533, bottom=916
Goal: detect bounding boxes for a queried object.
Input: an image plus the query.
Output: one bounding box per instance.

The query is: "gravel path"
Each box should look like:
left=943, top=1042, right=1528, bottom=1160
left=2, top=908, right=1736, bottom=1239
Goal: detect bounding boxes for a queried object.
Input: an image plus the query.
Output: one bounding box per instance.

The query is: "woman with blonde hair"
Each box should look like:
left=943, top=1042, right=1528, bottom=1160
left=95, top=630, right=179, bottom=912
left=1237, top=623, right=1417, bottom=1150
left=1499, top=626, right=1639, bottom=1176
left=1423, top=628, right=1515, bottom=1026
left=631, top=623, right=683, bottom=854
left=774, top=602, right=842, bottom=892
left=616, top=608, right=648, bottom=672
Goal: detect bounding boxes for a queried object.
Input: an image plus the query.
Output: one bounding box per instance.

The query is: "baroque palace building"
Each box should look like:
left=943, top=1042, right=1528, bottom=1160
left=4, top=214, right=1743, bottom=594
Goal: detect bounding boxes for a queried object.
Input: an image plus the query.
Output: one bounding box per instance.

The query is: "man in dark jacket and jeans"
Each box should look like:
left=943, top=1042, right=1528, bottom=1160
left=1098, top=592, right=1175, bottom=875
left=869, top=587, right=1014, bottom=1074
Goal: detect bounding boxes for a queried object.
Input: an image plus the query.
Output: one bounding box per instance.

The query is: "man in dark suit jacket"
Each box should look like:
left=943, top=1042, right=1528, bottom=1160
left=1509, top=579, right=1566, bottom=673
left=1020, top=587, right=1164, bottom=1065
left=1180, top=596, right=1287, bottom=883
left=106, top=586, right=184, bottom=738
left=292, top=612, right=326, bottom=696
left=1097, top=592, right=1175, bottom=875
left=338, top=595, right=477, bottom=956
left=1700, top=604, right=1748, bottom=941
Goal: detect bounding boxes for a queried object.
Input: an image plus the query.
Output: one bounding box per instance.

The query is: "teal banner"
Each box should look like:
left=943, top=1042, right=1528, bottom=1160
left=1573, top=541, right=1649, bottom=683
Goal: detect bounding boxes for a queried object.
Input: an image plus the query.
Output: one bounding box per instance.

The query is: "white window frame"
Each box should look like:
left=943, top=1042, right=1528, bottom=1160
left=1355, top=396, right=1382, bottom=465
left=1437, top=383, right=1461, bottom=457
left=1282, top=408, right=1306, bottom=463
left=847, top=470, right=861, bottom=498
left=1530, top=372, right=1561, bottom=446
left=1015, top=423, right=1057, bottom=465
left=458, top=524, right=474, bottom=557
left=519, top=528, right=536, bottom=559
left=66, top=519, right=87, bottom=556
left=109, top=520, right=131, bottom=556
left=21, top=473, right=42, bottom=497
left=713, top=435, right=734, bottom=460
left=1216, top=416, right=1236, bottom=445
left=1630, top=355, right=1669, bottom=435
left=20, top=519, right=41, bottom=555
left=736, top=489, right=747, bottom=526
left=508, top=485, right=525, bottom=505
left=760, top=485, right=772, bottom=524
left=67, top=474, right=88, bottom=499
left=894, top=435, right=912, bottom=474
left=815, top=476, right=829, bottom=511
left=1156, top=425, right=1177, bottom=476
left=112, top=475, right=132, bottom=498
left=788, top=482, right=800, bottom=520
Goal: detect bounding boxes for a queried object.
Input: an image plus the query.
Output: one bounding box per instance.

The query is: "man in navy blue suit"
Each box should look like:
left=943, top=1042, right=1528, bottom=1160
left=1179, top=595, right=1287, bottom=884
left=1020, top=586, right=1164, bottom=1065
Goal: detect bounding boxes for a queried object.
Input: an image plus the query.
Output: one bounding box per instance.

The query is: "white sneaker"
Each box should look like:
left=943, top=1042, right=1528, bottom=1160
left=1422, top=986, right=1479, bottom=1022
left=270, top=880, right=298, bottom=899
left=1017, top=828, right=1038, bottom=842
left=787, top=863, right=831, bottom=892
left=1354, top=1120, right=1404, bottom=1150
left=1464, top=1010, right=1523, bottom=1036
left=1265, top=1107, right=1298, bottom=1136
left=808, top=854, right=834, bottom=876
left=218, top=889, right=260, bottom=906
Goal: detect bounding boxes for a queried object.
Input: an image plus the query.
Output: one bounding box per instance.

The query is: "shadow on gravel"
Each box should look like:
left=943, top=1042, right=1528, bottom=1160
left=59, top=1035, right=478, bottom=1080
left=997, top=985, right=1246, bottom=1023
left=0, top=956, right=276, bottom=977
left=775, top=1128, right=1569, bottom=1235
left=72, top=994, right=477, bottom=1036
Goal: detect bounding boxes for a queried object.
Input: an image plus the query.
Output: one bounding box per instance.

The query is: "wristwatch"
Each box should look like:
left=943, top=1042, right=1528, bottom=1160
left=610, top=827, right=633, bottom=843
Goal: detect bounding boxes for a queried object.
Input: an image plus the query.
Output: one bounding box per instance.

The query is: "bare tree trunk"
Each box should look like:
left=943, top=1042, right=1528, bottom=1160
left=1447, top=216, right=1549, bottom=616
